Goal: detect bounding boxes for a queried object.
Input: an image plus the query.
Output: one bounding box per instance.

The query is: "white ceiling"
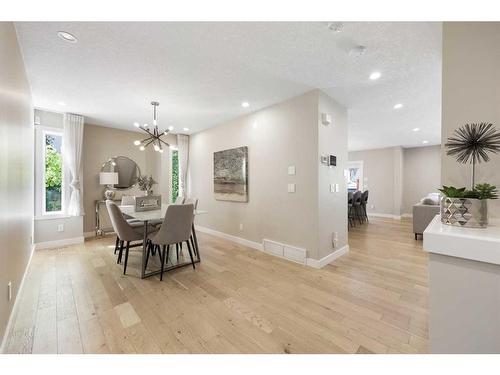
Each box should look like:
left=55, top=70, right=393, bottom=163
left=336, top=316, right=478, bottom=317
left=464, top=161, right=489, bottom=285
left=15, top=22, right=442, bottom=151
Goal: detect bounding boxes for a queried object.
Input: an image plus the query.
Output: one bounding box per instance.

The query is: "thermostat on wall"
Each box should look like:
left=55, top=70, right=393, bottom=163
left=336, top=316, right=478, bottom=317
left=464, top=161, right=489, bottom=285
left=321, top=155, right=337, bottom=166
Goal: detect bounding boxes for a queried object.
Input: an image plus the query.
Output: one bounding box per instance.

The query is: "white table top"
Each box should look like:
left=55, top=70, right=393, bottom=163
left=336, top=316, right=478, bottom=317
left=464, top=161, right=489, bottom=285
left=119, top=204, right=207, bottom=222
left=423, top=215, right=500, bottom=265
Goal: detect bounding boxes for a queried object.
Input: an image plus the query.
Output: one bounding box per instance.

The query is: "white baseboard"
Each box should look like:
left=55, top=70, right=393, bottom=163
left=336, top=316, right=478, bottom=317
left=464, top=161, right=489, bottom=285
left=196, top=225, right=263, bottom=251
left=401, top=213, right=413, bottom=218
left=34, top=236, right=84, bottom=250
left=368, top=212, right=402, bottom=220
left=306, top=245, right=350, bottom=269
left=0, top=244, right=35, bottom=353
left=196, top=225, right=348, bottom=269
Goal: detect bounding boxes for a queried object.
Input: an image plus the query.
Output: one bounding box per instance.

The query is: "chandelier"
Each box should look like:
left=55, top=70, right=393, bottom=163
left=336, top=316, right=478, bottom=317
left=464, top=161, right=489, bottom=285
left=133, top=101, right=170, bottom=153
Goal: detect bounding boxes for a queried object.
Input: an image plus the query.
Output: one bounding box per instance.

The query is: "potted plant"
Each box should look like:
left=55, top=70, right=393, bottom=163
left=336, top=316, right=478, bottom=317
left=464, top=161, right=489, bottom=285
left=439, top=184, right=498, bottom=228
left=442, top=122, right=500, bottom=227
left=137, top=175, right=157, bottom=196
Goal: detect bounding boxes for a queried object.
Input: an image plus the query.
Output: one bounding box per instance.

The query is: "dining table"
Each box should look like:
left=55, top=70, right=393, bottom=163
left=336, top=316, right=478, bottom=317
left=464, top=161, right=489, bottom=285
left=119, top=204, right=207, bottom=279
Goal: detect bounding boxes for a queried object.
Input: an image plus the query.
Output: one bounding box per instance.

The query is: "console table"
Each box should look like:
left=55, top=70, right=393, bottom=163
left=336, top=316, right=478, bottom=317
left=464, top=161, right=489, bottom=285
left=95, top=199, right=121, bottom=236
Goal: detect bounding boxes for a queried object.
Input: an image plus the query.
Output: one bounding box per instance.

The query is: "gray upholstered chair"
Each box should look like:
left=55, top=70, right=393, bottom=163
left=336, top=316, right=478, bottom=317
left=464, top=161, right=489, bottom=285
left=106, top=200, right=157, bottom=275
left=111, top=195, right=141, bottom=254
left=148, top=204, right=195, bottom=280
left=413, top=199, right=440, bottom=240
left=184, top=197, right=198, bottom=209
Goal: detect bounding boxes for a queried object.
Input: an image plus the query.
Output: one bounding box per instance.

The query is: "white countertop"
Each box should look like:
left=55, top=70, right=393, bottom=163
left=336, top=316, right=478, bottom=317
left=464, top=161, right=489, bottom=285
left=423, top=215, right=500, bottom=265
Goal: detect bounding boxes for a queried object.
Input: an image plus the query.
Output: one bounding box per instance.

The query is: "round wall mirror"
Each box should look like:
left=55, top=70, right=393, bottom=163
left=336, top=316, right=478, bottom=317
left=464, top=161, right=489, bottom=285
left=101, top=156, right=141, bottom=190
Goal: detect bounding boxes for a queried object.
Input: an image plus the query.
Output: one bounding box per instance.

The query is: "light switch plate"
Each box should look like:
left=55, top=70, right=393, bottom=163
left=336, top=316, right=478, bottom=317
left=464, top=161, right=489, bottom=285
left=288, top=165, right=296, bottom=175
left=288, top=183, right=296, bottom=193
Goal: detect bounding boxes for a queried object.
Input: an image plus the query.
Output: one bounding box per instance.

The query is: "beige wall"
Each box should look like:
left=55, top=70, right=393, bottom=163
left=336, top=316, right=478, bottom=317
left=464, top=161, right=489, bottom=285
left=442, top=22, right=500, bottom=218
left=0, top=22, right=33, bottom=347
left=349, top=145, right=441, bottom=216
left=403, top=145, right=441, bottom=214
left=82, top=123, right=176, bottom=234
left=317, top=91, right=348, bottom=259
left=348, top=147, right=399, bottom=216
left=189, top=90, right=348, bottom=261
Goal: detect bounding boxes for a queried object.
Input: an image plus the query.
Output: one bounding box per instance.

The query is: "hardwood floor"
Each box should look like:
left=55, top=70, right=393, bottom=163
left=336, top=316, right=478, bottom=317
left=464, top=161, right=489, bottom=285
left=5, top=218, right=428, bottom=354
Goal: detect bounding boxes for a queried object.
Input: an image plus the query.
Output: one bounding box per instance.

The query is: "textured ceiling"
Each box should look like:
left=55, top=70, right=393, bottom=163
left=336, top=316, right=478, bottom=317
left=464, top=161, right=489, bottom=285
left=15, top=22, right=442, bottom=150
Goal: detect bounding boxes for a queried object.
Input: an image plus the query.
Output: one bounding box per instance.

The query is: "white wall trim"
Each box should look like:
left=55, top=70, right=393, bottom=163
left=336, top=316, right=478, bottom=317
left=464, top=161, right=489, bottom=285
left=34, top=236, right=84, bottom=250
left=196, top=225, right=348, bottom=269
left=196, top=225, right=263, bottom=251
left=306, top=245, right=350, bottom=269
left=368, top=212, right=402, bottom=220
left=401, top=213, right=413, bottom=218
left=0, top=244, right=35, bottom=353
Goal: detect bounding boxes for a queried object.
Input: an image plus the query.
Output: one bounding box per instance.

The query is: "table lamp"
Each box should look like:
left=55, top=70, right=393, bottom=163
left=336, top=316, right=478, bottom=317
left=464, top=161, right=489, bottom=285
left=99, top=172, right=119, bottom=200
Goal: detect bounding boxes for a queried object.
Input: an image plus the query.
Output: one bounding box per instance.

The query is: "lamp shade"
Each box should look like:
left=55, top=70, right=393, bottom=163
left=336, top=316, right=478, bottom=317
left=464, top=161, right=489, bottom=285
left=99, top=172, right=119, bottom=185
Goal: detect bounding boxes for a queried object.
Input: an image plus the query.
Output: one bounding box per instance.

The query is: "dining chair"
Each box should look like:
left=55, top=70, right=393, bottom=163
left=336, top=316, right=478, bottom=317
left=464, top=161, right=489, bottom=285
left=351, top=190, right=363, bottom=225
left=148, top=204, right=195, bottom=280
left=111, top=195, right=141, bottom=255
left=106, top=200, right=157, bottom=275
left=177, top=198, right=199, bottom=259
left=348, top=191, right=354, bottom=228
left=360, top=190, right=369, bottom=223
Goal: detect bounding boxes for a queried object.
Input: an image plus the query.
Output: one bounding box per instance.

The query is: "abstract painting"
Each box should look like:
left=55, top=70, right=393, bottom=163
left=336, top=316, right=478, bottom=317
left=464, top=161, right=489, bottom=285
left=214, top=146, right=248, bottom=202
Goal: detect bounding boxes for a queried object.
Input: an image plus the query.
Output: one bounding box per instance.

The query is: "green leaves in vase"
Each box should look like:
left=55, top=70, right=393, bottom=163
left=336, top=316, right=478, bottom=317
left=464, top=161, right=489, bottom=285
left=438, top=184, right=498, bottom=200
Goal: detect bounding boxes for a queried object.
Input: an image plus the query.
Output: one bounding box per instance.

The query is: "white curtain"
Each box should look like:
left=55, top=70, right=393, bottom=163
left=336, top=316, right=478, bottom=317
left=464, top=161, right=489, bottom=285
left=63, top=113, right=85, bottom=216
left=177, top=134, right=189, bottom=197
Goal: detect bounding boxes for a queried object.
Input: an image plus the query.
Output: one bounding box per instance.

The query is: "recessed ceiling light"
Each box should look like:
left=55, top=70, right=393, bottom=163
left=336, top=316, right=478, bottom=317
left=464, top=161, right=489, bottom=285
left=57, top=101, right=66, bottom=106
left=393, top=103, right=403, bottom=109
left=241, top=102, right=250, bottom=108
left=422, top=140, right=429, bottom=144
left=183, top=127, right=189, bottom=132
left=57, top=31, right=78, bottom=43
left=369, top=72, right=381, bottom=80
left=412, top=128, right=420, bottom=132
left=168, top=126, right=174, bottom=131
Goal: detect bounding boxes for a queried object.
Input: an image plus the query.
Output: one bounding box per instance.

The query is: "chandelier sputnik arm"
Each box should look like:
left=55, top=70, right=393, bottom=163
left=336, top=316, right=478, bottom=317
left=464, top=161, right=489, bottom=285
left=133, top=101, right=171, bottom=153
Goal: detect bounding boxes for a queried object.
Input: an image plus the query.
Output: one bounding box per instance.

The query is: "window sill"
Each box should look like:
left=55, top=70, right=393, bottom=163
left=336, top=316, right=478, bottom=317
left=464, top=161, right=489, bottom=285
left=34, top=214, right=75, bottom=221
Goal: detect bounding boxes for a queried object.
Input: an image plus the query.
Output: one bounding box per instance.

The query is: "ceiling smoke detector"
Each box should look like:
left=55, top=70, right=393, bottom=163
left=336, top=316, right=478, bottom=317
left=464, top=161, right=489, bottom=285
left=327, top=22, right=343, bottom=33
left=349, top=45, right=367, bottom=57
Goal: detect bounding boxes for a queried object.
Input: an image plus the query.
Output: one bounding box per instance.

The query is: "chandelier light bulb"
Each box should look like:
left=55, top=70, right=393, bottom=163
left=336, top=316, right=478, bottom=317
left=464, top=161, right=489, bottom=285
left=168, top=126, right=174, bottom=131
left=159, top=149, right=164, bottom=153
left=132, top=100, right=170, bottom=152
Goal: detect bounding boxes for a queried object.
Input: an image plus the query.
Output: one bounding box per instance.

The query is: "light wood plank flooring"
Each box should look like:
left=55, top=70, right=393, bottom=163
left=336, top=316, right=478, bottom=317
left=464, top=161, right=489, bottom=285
left=5, top=218, right=428, bottom=354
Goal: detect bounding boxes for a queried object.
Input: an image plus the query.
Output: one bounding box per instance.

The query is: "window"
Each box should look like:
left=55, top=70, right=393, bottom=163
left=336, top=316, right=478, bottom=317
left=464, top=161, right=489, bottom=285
left=43, top=131, right=63, bottom=213
left=171, top=148, right=179, bottom=202
left=347, top=161, right=363, bottom=192
left=36, top=128, right=65, bottom=216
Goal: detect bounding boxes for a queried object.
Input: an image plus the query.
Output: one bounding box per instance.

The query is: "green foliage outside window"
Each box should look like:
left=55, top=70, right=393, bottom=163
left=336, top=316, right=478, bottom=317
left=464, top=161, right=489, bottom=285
left=171, top=150, right=179, bottom=202
left=45, top=135, right=62, bottom=211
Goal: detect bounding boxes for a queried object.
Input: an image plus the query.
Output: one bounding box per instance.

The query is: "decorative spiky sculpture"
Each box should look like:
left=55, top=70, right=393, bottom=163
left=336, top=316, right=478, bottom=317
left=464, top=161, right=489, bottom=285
left=445, top=122, right=500, bottom=188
